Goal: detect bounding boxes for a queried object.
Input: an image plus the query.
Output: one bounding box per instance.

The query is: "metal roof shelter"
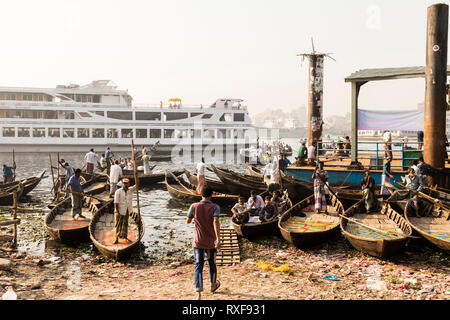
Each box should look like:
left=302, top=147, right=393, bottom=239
left=344, top=65, right=450, bottom=163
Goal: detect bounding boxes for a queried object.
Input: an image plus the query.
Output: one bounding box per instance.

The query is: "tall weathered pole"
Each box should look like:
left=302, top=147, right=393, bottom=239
left=424, top=3, right=448, bottom=185
left=298, top=42, right=333, bottom=148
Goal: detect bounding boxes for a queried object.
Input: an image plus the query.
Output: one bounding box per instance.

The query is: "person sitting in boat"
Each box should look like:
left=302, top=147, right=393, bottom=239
left=271, top=190, right=287, bottom=208
left=295, top=141, right=307, bottom=166
left=307, top=143, right=316, bottom=166
left=2, top=162, right=16, bottom=183
left=279, top=154, right=288, bottom=172
left=142, top=152, right=151, bottom=174
left=402, top=168, right=423, bottom=192
left=361, top=169, right=376, bottom=214
left=417, top=157, right=433, bottom=187
left=312, top=162, right=328, bottom=214
left=248, top=190, right=265, bottom=217
left=231, top=196, right=250, bottom=225
left=343, top=136, right=351, bottom=156
left=259, top=196, right=279, bottom=223
left=283, top=154, right=291, bottom=168
left=411, top=159, right=420, bottom=176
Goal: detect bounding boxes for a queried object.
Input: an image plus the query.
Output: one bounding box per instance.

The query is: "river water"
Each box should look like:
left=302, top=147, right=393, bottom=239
left=0, top=151, right=262, bottom=262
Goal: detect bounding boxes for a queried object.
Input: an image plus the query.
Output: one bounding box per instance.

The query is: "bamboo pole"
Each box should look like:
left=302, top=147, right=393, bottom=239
left=12, top=149, right=15, bottom=181
left=0, top=219, right=20, bottom=227
left=49, top=154, right=56, bottom=195
left=57, top=152, right=61, bottom=190
left=131, top=139, right=141, bottom=220
left=13, top=190, right=17, bottom=246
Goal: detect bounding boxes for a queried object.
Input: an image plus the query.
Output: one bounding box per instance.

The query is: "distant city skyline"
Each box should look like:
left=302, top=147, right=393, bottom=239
left=0, top=0, right=444, bottom=117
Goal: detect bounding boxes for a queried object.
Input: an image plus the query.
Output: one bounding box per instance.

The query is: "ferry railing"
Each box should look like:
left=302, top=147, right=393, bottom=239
left=313, top=140, right=448, bottom=170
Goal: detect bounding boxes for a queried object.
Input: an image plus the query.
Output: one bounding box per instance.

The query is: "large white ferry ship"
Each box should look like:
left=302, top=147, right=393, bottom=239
left=0, top=80, right=254, bottom=154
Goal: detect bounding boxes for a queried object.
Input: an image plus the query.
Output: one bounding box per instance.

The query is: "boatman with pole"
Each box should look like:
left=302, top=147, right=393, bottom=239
left=113, top=178, right=136, bottom=244
left=2, top=162, right=16, bottom=183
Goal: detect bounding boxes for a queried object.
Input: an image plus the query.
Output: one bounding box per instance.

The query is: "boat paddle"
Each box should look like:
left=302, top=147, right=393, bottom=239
left=131, top=139, right=141, bottom=221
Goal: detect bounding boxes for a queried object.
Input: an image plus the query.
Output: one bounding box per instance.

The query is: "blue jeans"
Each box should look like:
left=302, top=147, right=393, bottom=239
left=194, top=248, right=217, bottom=292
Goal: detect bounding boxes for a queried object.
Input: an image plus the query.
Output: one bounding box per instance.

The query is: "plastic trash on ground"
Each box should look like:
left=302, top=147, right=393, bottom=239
left=256, top=261, right=290, bottom=273
left=2, top=287, right=17, bottom=300
left=322, top=275, right=340, bottom=281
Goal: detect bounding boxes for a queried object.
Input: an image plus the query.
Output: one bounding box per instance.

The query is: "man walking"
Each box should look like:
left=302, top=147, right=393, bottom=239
left=186, top=186, right=221, bottom=300
left=109, top=160, right=123, bottom=198
left=84, top=148, right=99, bottom=174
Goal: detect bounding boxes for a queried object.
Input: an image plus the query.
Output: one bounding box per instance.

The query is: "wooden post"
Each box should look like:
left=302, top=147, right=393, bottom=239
left=57, top=152, right=61, bottom=191
left=12, top=149, right=15, bottom=181
left=12, top=190, right=17, bottom=247
left=131, top=139, right=141, bottom=220
left=424, top=3, right=449, bottom=186
left=49, top=154, right=56, bottom=195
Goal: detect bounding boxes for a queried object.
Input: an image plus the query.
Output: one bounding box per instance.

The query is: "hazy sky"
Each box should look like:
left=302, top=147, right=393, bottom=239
left=0, top=0, right=447, bottom=117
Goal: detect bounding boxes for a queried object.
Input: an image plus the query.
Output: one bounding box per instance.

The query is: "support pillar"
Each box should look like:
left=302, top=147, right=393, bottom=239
left=424, top=3, right=448, bottom=185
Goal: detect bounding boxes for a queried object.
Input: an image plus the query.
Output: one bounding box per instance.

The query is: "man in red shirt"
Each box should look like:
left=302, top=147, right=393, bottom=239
left=187, top=185, right=221, bottom=300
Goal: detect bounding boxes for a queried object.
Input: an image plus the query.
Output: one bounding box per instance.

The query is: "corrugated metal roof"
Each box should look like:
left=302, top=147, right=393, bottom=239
left=345, top=66, right=450, bottom=82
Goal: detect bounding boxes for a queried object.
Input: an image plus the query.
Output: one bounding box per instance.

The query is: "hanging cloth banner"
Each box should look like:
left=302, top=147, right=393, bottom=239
left=358, top=109, right=424, bottom=131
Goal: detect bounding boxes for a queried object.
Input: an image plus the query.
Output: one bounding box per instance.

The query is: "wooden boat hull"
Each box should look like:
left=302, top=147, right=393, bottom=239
left=45, top=196, right=105, bottom=244
left=183, top=169, right=230, bottom=194
left=0, top=185, right=23, bottom=206
left=165, top=172, right=238, bottom=205
left=89, top=201, right=145, bottom=260
left=232, top=218, right=280, bottom=238
left=279, top=194, right=343, bottom=247
left=340, top=200, right=412, bottom=258
left=404, top=198, right=450, bottom=251
left=124, top=170, right=184, bottom=187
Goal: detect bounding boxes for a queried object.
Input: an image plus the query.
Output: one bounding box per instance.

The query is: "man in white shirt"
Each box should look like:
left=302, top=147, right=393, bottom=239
left=247, top=190, right=265, bottom=217
left=84, top=148, right=99, bottom=174
left=307, top=143, right=316, bottom=165
left=100, top=154, right=107, bottom=170
left=196, top=157, right=207, bottom=194
left=269, top=157, right=281, bottom=192
left=383, top=130, right=392, bottom=159
left=109, top=160, right=123, bottom=198
left=58, top=158, right=67, bottom=191
left=113, top=178, right=137, bottom=244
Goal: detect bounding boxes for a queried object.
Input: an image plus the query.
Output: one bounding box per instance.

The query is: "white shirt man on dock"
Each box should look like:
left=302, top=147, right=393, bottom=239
left=109, top=160, right=123, bottom=198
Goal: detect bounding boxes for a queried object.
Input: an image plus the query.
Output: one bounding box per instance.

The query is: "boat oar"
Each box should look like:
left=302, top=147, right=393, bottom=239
left=12, top=149, right=15, bottom=181
left=60, top=190, right=105, bottom=202
left=166, top=170, right=196, bottom=194
left=49, top=154, right=56, bottom=194
left=131, top=139, right=141, bottom=221
left=391, top=179, right=450, bottom=211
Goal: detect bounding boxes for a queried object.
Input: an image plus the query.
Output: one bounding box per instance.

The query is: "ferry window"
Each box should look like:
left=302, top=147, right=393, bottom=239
left=149, top=129, right=161, bottom=138
left=90, top=111, right=104, bottom=116
left=176, top=129, right=188, bottom=138
left=77, top=128, right=89, bottom=138
left=44, top=111, right=57, bottom=119
left=191, top=129, right=201, bottom=138
left=107, top=129, right=118, bottom=138
left=38, top=95, right=44, bottom=101
left=164, top=129, right=174, bottom=139
left=219, top=113, right=232, bottom=122
left=5, top=111, right=13, bottom=118
left=32, top=111, right=44, bottom=119
left=6, top=94, right=16, bottom=100
left=136, top=112, right=161, bottom=121
left=87, top=96, right=92, bottom=103
left=23, top=94, right=32, bottom=101
left=235, top=129, right=244, bottom=138
left=93, top=95, right=100, bottom=103
left=136, top=129, right=147, bottom=138
left=47, top=96, right=52, bottom=102
left=2, top=128, right=15, bottom=137
left=78, top=112, right=92, bottom=118
left=59, top=111, right=75, bottom=119
left=203, top=129, right=215, bottom=138
left=217, top=129, right=231, bottom=138
left=121, top=129, right=133, bottom=138
left=16, top=111, right=28, bottom=118
left=63, top=128, right=75, bottom=138
left=191, top=113, right=203, bottom=117
left=234, top=113, right=245, bottom=122
left=93, top=128, right=105, bottom=138
left=164, top=112, right=188, bottom=121
left=48, top=128, right=60, bottom=138
left=108, top=111, right=132, bottom=120
left=75, top=96, right=81, bottom=102
left=18, top=128, right=30, bottom=137
left=33, top=128, right=45, bottom=137
left=202, top=114, right=213, bottom=119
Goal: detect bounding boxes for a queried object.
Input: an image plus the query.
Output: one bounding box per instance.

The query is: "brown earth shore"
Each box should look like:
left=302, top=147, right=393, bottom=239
left=0, top=234, right=449, bottom=300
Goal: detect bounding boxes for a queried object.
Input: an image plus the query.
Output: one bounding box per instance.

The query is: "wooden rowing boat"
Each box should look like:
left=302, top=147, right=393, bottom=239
left=232, top=196, right=292, bottom=238
left=45, top=193, right=109, bottom=243
left=122, top=164, right=157, bottom=176
left=211, top=165, right=267, bottom=196
left=89, top=201, right=145, bottom=260
left=183, top=169, right=230, bottom=194
left=123, top=169, right=184, bottom=187
left=278, top=193, right=344, bottom=247
left=340, top=199, right=412, bottom=258
left=246, top=163, right=264, bottom=178
left=0, top=183, right=23, bottom=206
left=165, top=171, right=239, bottom=205
left=403, top=197, right=450, bottom=251
left=0, top=170, right=46, bottom=197
left=423, top=187, right=450, bottom=206
left=89, top=207, right=144, bottom=261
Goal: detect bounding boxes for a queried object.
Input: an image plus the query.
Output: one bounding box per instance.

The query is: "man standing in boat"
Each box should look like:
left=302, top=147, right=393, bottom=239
left=186, top=185, right=221, bottom=300
left=84, top=148, right=99, bottom=175
left=361, top=169, right=376, bottom=213
left=109, top=160, right=123, bottom=198
left=65, top=169, right=85, bottom=220
left=2, top=162, right=16, bottom=183
left=113, top=178, right=136, bottom=244
left=196, top=157, right=207, bottom=194
left=312, top=161, right=328, bottom=214
left=105, top=147, right=114, bottom=171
